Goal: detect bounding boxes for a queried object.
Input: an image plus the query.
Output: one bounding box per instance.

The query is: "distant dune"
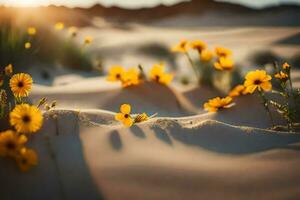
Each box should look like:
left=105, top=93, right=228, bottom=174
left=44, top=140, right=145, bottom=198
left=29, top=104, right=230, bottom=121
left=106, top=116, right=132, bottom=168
left=1, top=0, right=300, bottom=27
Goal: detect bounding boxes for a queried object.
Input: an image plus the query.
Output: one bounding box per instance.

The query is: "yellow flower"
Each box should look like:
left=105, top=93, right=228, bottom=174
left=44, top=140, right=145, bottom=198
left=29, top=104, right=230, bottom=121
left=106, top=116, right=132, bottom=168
left=0, top=130, right=27, bottom=157
left=282, top=62, right=290, bottom=70
left=171, top=40, right=188, bottom=53
left=107, top=66, right=126, bottom=82
left=9, top=73, right=33, bottom=97
left=244, top=70, right=272, bottom=94
left=200, top=50, right=213, bottom=62
left=229, top=85, right=247, bottom=97
left=189, top=40, right=206, bottom=53
left=55, top=22, right=64, bottom=30
left=149, top=63, right=173, bottom=85
left=214, top=57, right=234, bottom=71
left=275, top=71, right=288, bottom=80
left=15, top=148, right=38, bottom=172
left=115, top=104, right=133, bottom=127
left=204, top=96, right=233, bottom=112
left=215, top=47, right=232, bottom=57
left=121, top=68, right=141, bottom=87
left=4, top=64, right=13, bottom=76
left=68, top=26, right=78, bottom=37
left=25, top=42, right=31, bottom=49
left=84, top=36, right=93, bottom=45
left=10, top=104, right=43, bottom=134
left=27, top=27, right=37, bottom=35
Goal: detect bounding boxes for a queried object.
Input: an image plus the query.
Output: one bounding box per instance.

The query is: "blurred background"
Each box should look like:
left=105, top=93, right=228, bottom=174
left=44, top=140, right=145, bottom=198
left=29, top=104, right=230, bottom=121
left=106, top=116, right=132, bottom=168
left=0, top=0, right=299, bottom=86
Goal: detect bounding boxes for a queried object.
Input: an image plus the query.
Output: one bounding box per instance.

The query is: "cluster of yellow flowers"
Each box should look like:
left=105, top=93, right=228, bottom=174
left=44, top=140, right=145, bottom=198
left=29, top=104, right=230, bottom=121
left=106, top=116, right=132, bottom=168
left=172, top=39, right=235, bottom=88
left=0, top=65, right=45, bottom=171
left=54, top=22, right=93, bottom=45
left=115, top=104, right=151, bottom=127
left=172, top=39, right=234, bottom=71
left=204, top=69, right=273, bottom=112
left=204, top=62, right=299, bottom=132
left=107, top=63, right=173, bottom=87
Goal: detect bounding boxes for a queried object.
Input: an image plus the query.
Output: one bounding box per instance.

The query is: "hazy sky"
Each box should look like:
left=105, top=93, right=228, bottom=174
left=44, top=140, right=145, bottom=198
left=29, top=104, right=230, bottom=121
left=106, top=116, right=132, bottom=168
left=1, top=0, right=300, bottom=8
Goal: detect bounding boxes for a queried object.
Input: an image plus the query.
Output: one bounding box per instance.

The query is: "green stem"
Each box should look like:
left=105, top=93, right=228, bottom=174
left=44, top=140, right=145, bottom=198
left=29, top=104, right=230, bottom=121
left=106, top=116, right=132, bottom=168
left=258, top=89, right=275, bottom=127
left=0, top=104, right=4, bottom=118
left=184, top=52, right=199, bottom=81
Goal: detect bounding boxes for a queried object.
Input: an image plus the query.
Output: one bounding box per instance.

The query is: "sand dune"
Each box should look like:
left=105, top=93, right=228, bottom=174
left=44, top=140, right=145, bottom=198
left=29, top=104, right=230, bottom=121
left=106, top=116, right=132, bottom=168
left=1, top=108, right=299, bottom=200
left=1, top=13, right=299, bottom=199
left=31, top=78, right=198, bottom=117
left=31, top=77, right=286, bottom=128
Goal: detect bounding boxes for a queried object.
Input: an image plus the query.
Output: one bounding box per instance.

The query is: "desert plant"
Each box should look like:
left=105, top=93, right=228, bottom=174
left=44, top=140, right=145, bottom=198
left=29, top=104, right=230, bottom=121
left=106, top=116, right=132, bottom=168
left=171, top=40, right=242, bottom=93
left=0, top=19, right=93, bottom=73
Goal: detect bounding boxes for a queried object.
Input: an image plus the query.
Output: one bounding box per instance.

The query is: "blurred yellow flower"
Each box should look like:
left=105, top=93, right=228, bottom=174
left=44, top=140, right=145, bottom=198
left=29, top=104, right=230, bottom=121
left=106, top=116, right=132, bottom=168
left=107, top=66, right=126, bottom=82
left=15, top=147, right=38, bottom=172
left=25, top=42, right=31, bottom=49
left=215, top=47, right=232, bottom=57
left=134, top=113, right=149, bottom=123
left=229, top=85, right=246, bottom=97
left=282, top=62, right=290, bottom=70
left=172, top=40, right=188, bottom=53
left=200, top=50, right=213, bottom=62
left=68, top=26, right=78, bottom=37
left=0, top=130, right=27, bottom=158
left=10, top=73, right=33, bottom=97
left=122, top=68, right=141, bottom=87
left=27, top=27, right=37, bottom=35
left=84, top=36, right=93, bottom=45
left=190, top=40, right=206, bottom=53
left=10, top=104, right=43, bottom=134
left=55, top=22, right=64, bottom=30
left=214, top=57, right=234, bottom=71
left=115, top=104, right=133, bottom=127
left=244, top=70, right=272, bottom=94
left=204, top=96, right=233, bottom=112
left=275, top=71, right=288, bottom=80
left=4, top=64, right=13, bottom=76
left=149, top=63, right=173, bottom=85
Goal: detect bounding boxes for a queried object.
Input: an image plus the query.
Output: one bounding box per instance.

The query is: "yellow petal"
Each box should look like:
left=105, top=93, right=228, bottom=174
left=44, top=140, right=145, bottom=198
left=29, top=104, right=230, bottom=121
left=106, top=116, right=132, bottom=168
left=120, top=104, right=131, bottom=114
left=260, top=82, right=272, bottom=91
left=115, top=113, right=124, bottom=121
left=123, top=118, right=133, bottom=127
left=245, top=85, right=257, bottom=94
left=161, top=74, right=173, bottom=85
left=214, top=62, right=223, bottom=70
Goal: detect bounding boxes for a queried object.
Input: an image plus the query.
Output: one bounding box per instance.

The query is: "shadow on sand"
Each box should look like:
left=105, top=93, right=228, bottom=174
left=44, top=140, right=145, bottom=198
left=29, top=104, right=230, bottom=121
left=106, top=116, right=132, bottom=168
left=148, top=120, right=300, bottom=155
left=0, top=111, right=104, bottom=200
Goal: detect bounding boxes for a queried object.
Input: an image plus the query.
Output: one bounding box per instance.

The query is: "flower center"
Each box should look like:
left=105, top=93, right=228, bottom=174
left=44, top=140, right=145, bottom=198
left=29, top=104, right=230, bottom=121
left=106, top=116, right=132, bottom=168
left=254, top=79, right=262, bottom=85
left=116, top=74, right=121, bottom=79
left=124, top=114, right=129, bottom=118
left=155, top=75, right=160, bottom=81
left=22, top=115, right=31, bottom=123
left=21, top=158, right=28, bottom=164
left=6, top=141, right=16, bottom=150
left=18, top=81, right=24, bottom=88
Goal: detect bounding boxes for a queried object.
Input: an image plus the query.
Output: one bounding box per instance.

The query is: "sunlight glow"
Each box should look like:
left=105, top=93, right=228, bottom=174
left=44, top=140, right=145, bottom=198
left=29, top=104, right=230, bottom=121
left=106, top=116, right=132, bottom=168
left=4, top=0, right=48, bottom=7
left=1, top=0, right=299, bottom=8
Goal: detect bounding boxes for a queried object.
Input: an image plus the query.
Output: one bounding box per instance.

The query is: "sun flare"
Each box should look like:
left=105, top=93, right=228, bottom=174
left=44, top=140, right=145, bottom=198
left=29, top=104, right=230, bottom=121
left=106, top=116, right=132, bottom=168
left=7, top=0, right=42, bottom=7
